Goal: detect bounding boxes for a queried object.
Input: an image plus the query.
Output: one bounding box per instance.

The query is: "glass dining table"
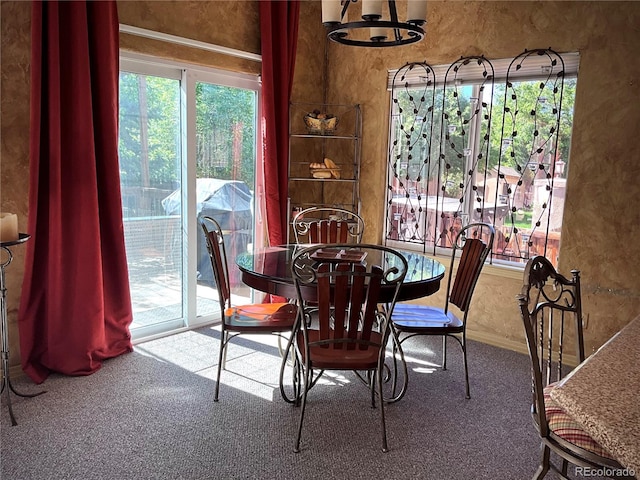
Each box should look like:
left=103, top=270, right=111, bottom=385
left=236, top=243, right=446, bottom=404
left=235, top=243, right=446, bottom=303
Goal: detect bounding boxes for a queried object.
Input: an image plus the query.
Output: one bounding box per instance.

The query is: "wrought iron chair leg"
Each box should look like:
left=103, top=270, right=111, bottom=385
left=377, top=366, right=388, bottom=453
left=442, top=335, right=448, bottom=370
left=279, top=330, right=301, bottom=404
left=294, top=363, right=311, bottom=453
left=533, top=445, right=550, bottom=480
left=386, top=326, right=408, bottom=403
left=294, top=360, right=302, bottom=407
left=221, top=331, right=229, bottom=370
left=214, top=333, right=226, bottom=402
left=370, top=370, right=376, bottom=408
left=462, top=332, right=470, bottom=399
left=308, top=368, right=325, bottom=390
left=354, top=329, right=408, bottom=404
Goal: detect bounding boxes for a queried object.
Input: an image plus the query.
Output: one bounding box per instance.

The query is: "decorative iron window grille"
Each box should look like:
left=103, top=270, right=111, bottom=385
left=385, top=49, right=578, bottom=267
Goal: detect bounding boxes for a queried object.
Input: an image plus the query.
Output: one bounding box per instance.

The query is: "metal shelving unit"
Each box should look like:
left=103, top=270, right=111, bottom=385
left=287, top=103, right=361, bottom=241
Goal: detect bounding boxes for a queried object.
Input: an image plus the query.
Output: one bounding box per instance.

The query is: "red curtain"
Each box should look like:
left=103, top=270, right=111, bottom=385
left=19, top=0, right=133, bottom=384
left=260, top=0, right=300, bottom=247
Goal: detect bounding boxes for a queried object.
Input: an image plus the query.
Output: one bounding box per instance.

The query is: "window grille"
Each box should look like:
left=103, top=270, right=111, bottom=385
left=385, top=49, right=578, bottom=267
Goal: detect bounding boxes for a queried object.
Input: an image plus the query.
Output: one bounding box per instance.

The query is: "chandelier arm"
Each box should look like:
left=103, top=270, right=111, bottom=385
left=388, top=0, right=402, bottom=44
left=388, top=0, right=399, bottom=23
left=341, top=0, right=352, bottom=21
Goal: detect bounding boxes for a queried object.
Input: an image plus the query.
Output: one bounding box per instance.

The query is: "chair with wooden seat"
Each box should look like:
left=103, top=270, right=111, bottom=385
left=200, top=216, right=298, bottom=402
left=390, top=222, right=495, bottom=399
left=291, top=207, right=365, bottom=331
left=517, top=256, right=631, bottom=479
left=290, top=243, right=408, bottom=453
left=292, top=206, right=364, bottom=244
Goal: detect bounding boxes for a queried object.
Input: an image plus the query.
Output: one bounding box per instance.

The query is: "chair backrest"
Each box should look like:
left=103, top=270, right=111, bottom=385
left=200, top=216, right=231, bottom=310
left=292, top=244, right=407, bottom=353
left=517, top=255, right=585, bottom=437
left=444, top=222, right=495, bottom=313
left=292, top=207, right=365, bottom=244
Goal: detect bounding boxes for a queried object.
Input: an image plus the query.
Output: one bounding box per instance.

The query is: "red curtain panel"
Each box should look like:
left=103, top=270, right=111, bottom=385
left=19, top=0, right=133, bottom=383
left=260, top=0, right=300, bottom=247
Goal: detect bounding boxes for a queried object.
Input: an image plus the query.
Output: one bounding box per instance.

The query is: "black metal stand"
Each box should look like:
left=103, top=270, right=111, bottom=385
left=1, top=233, right=45, bottom=426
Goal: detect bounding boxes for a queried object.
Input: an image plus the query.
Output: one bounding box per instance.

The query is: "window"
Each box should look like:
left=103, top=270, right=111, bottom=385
left=385, top=49, right=578, bottom=267
left=119, top=53, right=261, bottom=340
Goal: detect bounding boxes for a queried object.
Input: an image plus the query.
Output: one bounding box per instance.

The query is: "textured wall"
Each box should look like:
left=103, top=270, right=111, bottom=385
left=119, top=1, right=260, bottom=55
left=1, top=1, right=32, bottom=371
left=293, top=1, right=640, bottom=355
left=118, top=1, right=261, bottom=74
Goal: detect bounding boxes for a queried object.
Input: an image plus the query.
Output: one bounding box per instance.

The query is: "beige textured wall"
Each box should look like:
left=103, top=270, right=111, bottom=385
left=294, top=1, right=640, bottom=355
left=1, top=1, right=32, bottom=372
left=2, top=1, right=639, bottom=374
left=118, top=1, right=261, bottom=74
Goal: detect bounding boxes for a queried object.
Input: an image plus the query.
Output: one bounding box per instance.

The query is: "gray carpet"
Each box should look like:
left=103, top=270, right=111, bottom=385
left=0, top=327, right=603, bottom=479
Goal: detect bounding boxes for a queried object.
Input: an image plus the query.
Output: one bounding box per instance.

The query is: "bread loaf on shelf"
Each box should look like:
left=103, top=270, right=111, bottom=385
left=309, top=157, right=340, bottom=179
left=323, top=158, right=341, bottom=178
left=311, top=170, right=332, bottom=179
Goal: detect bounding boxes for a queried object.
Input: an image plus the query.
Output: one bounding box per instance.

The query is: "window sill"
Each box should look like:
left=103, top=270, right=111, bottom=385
left=387, top=240, right=524, bottom=281
left=430, top=252, right=524, bottom=280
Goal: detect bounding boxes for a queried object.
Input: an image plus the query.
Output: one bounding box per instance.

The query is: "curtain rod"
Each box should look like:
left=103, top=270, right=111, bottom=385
left=119, top=24, right=262, bottom=63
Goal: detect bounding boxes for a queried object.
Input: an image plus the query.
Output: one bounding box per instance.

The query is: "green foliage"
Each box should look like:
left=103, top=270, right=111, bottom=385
left=195, top=83, right=256, bottom=185
left=118, top=73, right=257, bottom=191
left=118, top=73, right=180, bottom=189
left=392, top=75, right=576, bottom=192
left=492, top=78, right=576, bottom=177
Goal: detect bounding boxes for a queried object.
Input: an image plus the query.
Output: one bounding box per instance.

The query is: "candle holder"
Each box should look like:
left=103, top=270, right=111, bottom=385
left=1, top=233, right=45, bottom=425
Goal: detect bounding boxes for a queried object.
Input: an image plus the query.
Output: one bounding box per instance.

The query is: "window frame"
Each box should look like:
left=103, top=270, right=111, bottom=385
left=119, top=51, right=263, bottom=340
left=384, top=51, right=579, bottom=270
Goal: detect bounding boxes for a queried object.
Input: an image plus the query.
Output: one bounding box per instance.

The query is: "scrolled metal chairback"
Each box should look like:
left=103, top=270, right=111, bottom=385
left=520, top=255, right=580, bottom=312
left=291, top=244, right=405, bottom=288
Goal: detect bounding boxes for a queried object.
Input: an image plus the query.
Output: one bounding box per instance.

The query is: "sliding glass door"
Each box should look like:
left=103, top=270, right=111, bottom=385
left=194, top=79, right=258, bottom=318
left=118, top=54, right=261, bottom=340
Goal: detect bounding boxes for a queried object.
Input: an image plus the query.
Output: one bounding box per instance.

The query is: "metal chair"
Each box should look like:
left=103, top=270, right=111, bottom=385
left=517, top=256, right=632, bottom=479
left=390, top=222, right=495, bottom=399
left=291, top=207, right=366, bottom=327
left=292, top=206, right=364, bottom=244
left=290, top=243, right=408, bottom=453
left=200, top=216, right=298, bottom=402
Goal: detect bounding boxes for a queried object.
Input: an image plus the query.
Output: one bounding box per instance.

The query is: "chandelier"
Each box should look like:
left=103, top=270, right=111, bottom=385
left=321, top=0, right=427, bottom=47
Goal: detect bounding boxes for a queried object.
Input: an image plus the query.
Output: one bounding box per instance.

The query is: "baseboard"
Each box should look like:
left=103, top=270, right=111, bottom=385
left=467, top=330, right=581, bottom=367
left=467, top=330, right=529, bottom=356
